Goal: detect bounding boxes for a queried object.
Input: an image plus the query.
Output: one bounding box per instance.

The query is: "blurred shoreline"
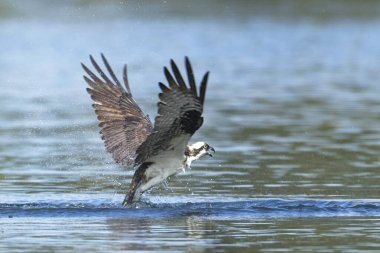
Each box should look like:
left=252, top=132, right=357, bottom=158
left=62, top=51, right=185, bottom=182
left=1, top=0, right=380, bottom=22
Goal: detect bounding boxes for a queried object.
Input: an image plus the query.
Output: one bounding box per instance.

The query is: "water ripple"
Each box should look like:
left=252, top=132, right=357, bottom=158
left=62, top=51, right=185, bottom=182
left=1, top=198, right=380, bottom=219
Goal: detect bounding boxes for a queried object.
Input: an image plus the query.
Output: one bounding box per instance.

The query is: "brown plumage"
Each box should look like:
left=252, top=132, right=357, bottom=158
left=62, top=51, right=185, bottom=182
left=82, top=54, right=152, bottom=166
left=133, top=58, right=209, bottom=166
left=82, top=54, right=211, bottom=205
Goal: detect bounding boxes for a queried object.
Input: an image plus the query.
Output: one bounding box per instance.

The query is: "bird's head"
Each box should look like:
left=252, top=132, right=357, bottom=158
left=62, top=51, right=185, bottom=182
left=185, top=141, right=215, bottom=162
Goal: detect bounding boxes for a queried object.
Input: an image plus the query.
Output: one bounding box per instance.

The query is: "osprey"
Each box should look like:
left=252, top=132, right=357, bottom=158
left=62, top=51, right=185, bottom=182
left=82, top=54, right=215, bottom=205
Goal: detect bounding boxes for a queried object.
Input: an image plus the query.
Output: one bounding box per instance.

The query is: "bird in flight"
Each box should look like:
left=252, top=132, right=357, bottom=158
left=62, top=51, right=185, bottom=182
left=82, top=54, right=215, bottom=205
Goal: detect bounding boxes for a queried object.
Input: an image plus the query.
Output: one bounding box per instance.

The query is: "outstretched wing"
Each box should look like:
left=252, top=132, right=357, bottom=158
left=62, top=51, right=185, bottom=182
left=82, top=54, right=153, bottom=166
left=134, top=57, right=209, bottom=165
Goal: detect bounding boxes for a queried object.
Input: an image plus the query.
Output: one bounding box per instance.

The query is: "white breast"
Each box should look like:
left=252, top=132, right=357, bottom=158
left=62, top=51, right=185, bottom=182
left=143, top=135, right=189, bottom=183
left=145, top=149, right=186, bottom=179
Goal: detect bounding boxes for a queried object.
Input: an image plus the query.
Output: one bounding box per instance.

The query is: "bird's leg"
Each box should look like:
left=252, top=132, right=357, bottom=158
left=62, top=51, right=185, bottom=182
left=123, top=181, right=143, bottom=205
left=123, top=174, right=165, bottom=205
left=123, top=167, right=165, bottom=206
left=123, top=162, right=151, bottom=206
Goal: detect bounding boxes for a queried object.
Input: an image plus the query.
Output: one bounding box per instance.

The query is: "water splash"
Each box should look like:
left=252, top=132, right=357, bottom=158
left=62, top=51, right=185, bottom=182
left=1, top=197, right=380, bottom=219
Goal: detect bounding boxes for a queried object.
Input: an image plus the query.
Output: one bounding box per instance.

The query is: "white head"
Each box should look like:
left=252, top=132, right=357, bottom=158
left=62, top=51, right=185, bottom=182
left=185, top=141, right=215, bottom=165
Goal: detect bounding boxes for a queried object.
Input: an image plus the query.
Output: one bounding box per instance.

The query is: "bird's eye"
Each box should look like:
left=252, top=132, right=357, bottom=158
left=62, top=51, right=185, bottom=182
left=203, top=144, right=208, bottom=149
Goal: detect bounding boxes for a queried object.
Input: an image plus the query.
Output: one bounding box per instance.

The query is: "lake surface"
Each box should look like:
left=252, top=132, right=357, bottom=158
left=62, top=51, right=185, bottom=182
left=1, top=0, right=380, bottom=252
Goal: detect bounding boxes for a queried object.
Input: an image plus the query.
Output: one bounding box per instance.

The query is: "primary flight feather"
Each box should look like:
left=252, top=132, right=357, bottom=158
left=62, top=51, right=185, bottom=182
left=82, top=54, right=214, bottom=205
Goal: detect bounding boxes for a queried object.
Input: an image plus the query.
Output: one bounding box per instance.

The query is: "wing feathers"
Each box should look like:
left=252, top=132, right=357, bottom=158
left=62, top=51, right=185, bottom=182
left=199, top=71, right=209, bottom=106
left=101, top=53, right=123, bottom=89
left=170, top=59, right=187, bottom=90
left=123, top=65, right=132, bottom=94
left=82, top=63, right=104, bottom=84
left=135, top=57, right=209, bottom=165
left=158, top=82, right=170, bottom=92
left=164, top=67, right=177, bottom=89
left=89, top=55, right=114, bottom=85
left=83, top=55, right=209, bottom=167
left=185, top=56, right=197, bottom=96
left=83, top=54, right=153, bottom=166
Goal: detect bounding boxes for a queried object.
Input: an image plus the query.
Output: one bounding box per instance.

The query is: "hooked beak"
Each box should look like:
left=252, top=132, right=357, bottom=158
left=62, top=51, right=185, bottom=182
left=207, top=146, right=216, bottom=157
